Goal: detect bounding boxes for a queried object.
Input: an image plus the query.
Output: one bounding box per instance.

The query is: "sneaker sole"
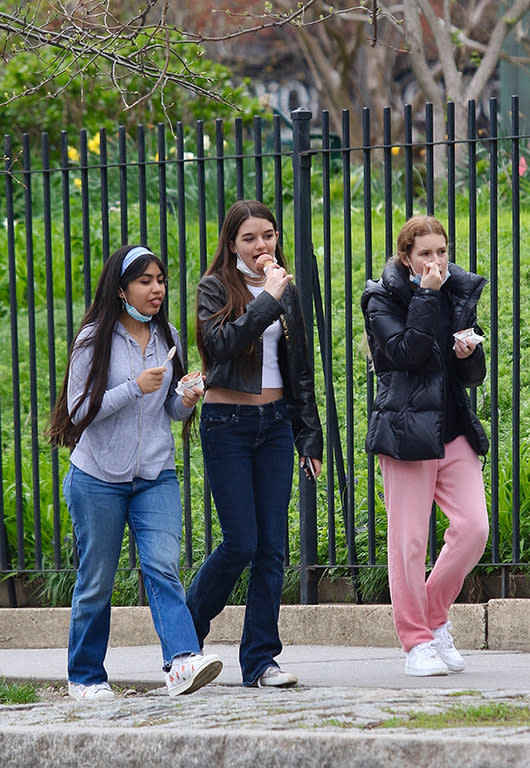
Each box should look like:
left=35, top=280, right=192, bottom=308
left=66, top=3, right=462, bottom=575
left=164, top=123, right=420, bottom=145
left=68, top=689, right=116, bottom=702
left=405, top=666, right=449, bottom=677
left=168, top=658, right=223, bottom=697
left=259, top=676, right=298, bottom=688
left=443, top=661, right=465, bottom=672
left=433, top=646, right=465, bottom=672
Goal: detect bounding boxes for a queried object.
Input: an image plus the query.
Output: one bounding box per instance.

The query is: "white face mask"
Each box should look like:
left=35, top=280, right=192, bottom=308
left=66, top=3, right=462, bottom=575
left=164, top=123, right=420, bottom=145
left=235, top=252, right=279, bottom=279
left=235, top=253, right=260, bottom=278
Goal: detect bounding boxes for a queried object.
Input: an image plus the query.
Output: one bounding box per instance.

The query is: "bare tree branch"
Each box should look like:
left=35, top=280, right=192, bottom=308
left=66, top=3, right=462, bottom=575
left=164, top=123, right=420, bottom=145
left=465, top=0, right=530, bottom=103
left=0, top=0, right=528, bottom=142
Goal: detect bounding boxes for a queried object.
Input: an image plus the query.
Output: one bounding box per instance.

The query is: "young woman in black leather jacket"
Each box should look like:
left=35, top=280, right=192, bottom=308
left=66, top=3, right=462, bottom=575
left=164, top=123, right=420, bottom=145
left=361, top=215, right=489, bottom=678
left=186, top=200, right=323, bottom=688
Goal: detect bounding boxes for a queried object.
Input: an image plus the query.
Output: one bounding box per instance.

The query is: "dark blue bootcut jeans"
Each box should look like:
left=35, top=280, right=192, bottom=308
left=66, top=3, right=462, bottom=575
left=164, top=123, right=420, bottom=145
left=186, top=400, right=294, bottom=685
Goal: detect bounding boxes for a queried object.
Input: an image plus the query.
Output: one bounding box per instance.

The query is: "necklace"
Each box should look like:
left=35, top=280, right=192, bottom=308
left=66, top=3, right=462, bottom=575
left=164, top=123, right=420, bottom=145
left=245, top=275, right=266, bottom=287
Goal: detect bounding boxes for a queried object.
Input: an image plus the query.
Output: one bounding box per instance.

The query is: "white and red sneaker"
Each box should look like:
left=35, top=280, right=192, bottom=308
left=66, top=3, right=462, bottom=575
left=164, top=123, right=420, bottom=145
left=165, top=653, right=222, bottom=697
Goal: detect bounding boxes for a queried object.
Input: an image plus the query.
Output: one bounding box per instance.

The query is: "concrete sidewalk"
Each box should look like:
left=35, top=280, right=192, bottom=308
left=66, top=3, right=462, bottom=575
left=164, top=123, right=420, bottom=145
left=2, top=642, right=530, bottom=690
left=1, top=643, right=530, bottom=768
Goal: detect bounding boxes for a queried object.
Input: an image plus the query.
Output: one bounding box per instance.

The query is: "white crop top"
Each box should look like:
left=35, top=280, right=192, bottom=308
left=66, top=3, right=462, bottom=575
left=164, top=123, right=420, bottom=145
left=247, top=284, right=284, bottom=388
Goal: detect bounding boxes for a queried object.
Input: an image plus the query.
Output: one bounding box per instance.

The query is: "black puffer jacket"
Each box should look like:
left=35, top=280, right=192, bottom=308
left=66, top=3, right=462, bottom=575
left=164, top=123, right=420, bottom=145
left=197, top=274, right=323, bottom=460
left=361, top=259, right=488, bottom=461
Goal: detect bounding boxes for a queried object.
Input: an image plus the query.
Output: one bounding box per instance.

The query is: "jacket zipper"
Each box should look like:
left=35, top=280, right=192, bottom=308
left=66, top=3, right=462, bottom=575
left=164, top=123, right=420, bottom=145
left=126, top=335, right=144, bottom=478
left=136, top=350, right=146, bottom=477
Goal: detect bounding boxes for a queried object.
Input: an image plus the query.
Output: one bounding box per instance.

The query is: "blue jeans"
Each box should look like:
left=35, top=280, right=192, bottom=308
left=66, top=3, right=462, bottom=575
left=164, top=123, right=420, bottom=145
left=186, top=400, right=294, bottom=685
left=64, top=465, right=200, bottom=685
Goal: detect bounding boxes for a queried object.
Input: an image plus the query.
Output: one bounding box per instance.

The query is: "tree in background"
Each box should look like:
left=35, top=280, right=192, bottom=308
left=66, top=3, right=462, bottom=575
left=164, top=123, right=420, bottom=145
left=196, top=1, right=529, bottom=142
left=0, top=1, right=528, bottom=143
left=0, top=1, right=260, bottom=140
left=402, top=0, right=530, bottom=144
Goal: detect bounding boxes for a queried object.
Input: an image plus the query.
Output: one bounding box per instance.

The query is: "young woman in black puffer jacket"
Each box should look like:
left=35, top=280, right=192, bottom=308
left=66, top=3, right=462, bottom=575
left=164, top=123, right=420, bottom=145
left=361, top=215, right=489, bottom=677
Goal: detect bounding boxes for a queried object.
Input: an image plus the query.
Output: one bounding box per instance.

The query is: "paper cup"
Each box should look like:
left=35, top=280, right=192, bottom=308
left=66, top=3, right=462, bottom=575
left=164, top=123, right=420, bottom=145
left=176, top=372, right=204, bottom=396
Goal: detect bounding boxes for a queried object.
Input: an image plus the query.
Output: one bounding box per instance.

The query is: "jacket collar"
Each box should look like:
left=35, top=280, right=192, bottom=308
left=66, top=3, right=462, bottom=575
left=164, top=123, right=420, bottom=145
left=381, top=258, right=487, bottom=302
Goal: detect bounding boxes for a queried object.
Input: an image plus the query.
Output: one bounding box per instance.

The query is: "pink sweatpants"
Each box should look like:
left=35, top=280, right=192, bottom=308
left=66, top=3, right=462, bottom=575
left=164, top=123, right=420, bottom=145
left=379, top=435, right=489, bottom=652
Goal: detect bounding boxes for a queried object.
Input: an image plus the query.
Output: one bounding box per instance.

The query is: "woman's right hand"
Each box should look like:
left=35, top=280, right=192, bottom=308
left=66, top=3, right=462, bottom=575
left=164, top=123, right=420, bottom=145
left=420, top=261, right=444, bottom=291
left=136, top=366, right=166, bottom=394
left=263, top=263, right=293, bottom=301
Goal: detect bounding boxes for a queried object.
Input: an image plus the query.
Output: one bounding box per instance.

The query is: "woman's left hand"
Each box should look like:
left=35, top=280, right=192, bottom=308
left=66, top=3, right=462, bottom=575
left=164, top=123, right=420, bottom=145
left=179, top=373, right=205, bottom=408
left=300, top=457, right=323, bottom=480
left=181, top=385, right=204, bottom=408
left=454, top=338, right=476, bottom=359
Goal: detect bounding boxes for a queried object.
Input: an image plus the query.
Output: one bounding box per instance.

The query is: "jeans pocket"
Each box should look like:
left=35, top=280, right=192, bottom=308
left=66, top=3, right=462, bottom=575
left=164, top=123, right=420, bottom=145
left=200, top=410, right=237, bottom=433
left=273, top=400, right=290, bottom=423
left=62, top=464, right=73, bottom=507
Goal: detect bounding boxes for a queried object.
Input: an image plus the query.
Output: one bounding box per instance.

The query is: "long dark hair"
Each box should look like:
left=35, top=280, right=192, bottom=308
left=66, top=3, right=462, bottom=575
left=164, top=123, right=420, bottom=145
left=196, top=200, right=287, bottom=369
left=47, top=244, right=185, bottom=448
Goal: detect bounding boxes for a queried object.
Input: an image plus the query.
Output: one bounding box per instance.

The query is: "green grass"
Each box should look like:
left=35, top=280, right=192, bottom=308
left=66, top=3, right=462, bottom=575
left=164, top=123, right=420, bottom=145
left=447, top=689, right=481, bottom=697
left=380, top=702, right=530, bottom=729
left=0, top=679, right=40, bottom=705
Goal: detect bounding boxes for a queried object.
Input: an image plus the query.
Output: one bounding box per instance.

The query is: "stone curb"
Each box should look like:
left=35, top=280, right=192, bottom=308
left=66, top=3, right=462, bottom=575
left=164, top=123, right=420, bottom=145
left=1, top=599, right=529, bottom=650
left=1, top=727, right=529, bottom=768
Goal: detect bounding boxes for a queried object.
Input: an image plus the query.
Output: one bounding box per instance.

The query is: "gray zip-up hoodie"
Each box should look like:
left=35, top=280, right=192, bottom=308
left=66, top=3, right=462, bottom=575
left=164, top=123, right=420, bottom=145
left=68, top=321, right=194, bottom=482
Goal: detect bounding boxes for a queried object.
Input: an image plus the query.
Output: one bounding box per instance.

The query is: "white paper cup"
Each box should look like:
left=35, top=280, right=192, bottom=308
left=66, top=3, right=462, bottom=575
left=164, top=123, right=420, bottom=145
left=176, top=372, right=204, bottom=396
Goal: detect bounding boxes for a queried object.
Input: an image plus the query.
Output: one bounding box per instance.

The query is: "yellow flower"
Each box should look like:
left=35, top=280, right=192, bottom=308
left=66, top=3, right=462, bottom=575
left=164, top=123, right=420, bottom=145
left=87, top=134, right=100, bottom=154
left=73, top=178, right=82, bottom=190
left=68, top=146, right=80, bottom=163
left=391, top=146, right=400, bottom=156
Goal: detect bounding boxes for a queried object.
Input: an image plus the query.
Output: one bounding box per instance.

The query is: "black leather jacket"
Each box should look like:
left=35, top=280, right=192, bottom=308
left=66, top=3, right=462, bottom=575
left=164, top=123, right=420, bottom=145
left=361, top=259, right=488, bottom=461
left=197, top=274, right=323, bottom=460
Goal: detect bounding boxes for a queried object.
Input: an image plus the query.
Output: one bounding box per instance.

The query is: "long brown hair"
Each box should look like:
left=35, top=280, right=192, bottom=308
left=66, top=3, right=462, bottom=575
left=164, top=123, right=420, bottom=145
left=196, top=200, right=287, bottom=369
left=47, top=245, right=185, bottom=448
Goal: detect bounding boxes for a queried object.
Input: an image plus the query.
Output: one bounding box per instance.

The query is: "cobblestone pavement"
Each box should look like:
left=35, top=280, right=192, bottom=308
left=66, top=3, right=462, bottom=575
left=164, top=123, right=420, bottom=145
left=1, top=680, right=530, bottom=739
left=1, top=646, right=530, bottom=768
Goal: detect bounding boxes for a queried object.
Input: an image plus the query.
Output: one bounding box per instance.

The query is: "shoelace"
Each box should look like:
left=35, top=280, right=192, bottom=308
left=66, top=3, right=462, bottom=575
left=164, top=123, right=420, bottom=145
left=436, top=625, right=455, bottom=649
left=416, top=642, right=439, bottom=659
left=169, top=655, right=199, bottom=683
left=78, top=683, right=111, bottom=697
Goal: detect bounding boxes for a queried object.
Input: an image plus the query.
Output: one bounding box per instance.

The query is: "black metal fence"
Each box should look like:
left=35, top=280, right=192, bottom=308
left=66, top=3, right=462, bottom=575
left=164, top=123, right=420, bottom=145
left=0, top=96, right=528, bottom=606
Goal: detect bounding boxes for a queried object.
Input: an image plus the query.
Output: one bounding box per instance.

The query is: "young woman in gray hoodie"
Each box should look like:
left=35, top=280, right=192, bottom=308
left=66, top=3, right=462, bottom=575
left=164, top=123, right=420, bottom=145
left=48, top=244, right=222, bottom=701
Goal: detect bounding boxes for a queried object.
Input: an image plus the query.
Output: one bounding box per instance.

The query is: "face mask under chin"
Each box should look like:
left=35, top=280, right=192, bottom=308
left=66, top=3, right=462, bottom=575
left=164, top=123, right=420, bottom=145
left=123, top=297, right=153, bottom=322
left=236, top=253, right=261, bottom=278
left=408, top=267, right=450, bottom=287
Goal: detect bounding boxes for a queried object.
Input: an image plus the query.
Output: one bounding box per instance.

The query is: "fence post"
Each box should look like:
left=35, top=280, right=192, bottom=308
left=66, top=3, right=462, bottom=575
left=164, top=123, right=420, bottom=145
left=291, top=107, right=318, bottom=604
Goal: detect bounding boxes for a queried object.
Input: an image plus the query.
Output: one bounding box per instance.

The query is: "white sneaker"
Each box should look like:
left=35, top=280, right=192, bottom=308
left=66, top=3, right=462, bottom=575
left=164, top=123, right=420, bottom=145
left=68, top=681, right=115, bottom=701
left=257, top=665, right=298, bottom=688
left=405, top=641, right=449, bottom=677
left=432, top=621, right=465, bottom=672
left=165, top=653, right=223, bottom=697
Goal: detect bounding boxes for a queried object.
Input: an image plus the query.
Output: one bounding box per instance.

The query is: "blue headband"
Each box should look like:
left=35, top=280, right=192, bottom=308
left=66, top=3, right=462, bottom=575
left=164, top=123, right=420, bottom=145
left=121, top=246, right=155, bottom=276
